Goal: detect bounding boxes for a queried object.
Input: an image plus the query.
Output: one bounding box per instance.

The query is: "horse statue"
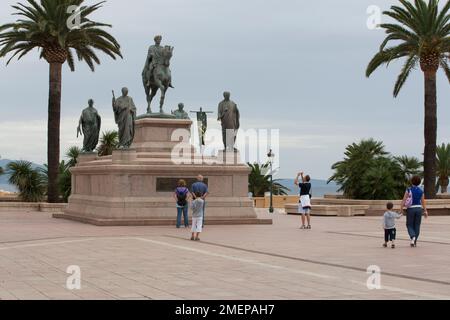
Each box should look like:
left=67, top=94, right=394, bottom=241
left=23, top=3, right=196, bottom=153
left=142, top=46, right=174, bottom=114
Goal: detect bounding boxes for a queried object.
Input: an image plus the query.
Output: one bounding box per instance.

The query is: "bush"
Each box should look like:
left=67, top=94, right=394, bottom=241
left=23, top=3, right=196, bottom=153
left=7, top=161, right=45, bottom=202
left=328, top=139, right=422, bottom=200
left=248, top=162, right=290, bottom=197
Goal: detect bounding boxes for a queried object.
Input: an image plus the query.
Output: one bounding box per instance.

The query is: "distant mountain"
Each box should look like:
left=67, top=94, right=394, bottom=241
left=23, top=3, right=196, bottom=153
left=0, top=159, right=43, bottom=192
left=277, top=178, right=341, bottom=198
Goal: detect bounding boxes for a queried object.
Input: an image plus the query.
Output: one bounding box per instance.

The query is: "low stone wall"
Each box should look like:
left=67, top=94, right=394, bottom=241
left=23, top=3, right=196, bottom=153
left=323, top=194, right=345, bottom=199
left=39, top=203, right=68, bottom=213
left=366, top=207, right=450, bottom=217
left=285, top=204, right=368, bottom=217
left=0, top=195, right=20, bottom=203
left=253, top=195, right=299, bottom=208
left=0, top=202, right=67, bottom=213
left=284, top=197, right=450, bottom=217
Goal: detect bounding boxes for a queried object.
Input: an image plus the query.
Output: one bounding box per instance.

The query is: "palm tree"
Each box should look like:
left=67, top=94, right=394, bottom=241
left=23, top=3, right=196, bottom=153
left=97, top=130, right=119, bottom=156
left=436, top=143, right=450, bottom=193
left=328, top=139, right=388, bottom=199
left=6, top=160, right=45, bottom=202
left=0, top=156, right=4, bottom=175
left=39, top=146, right=81, bottom=202
left=66, top=146, right=81, bottom=168
left=61, top=146, right=81, bottom=201
left=366, top=0, right=450, bottom=199
left=328, top=140, right=420, bottom=200
left=40, top=161, right=67, bottom=185
left=248, top=162, right=290, bottom=197
left=394, top=155, right=423, bottom=188
left=0, top=0, right=122, bottom=203
left=359, top=157, right=406, bottom=200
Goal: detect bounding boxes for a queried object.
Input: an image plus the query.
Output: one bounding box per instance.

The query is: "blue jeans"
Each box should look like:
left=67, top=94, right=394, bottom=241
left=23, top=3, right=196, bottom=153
left=176, top=204, right=189, bottom=228
left=406, top=207, right=423, bottom=241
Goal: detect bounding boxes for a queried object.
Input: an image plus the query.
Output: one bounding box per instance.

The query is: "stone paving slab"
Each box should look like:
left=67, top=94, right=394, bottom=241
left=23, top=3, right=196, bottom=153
left=0, top=209, right=449, bottom=300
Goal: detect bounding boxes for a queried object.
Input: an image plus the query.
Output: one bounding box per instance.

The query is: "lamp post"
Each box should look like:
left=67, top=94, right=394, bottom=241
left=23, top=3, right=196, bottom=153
left=267, top=149, right=275, bottom=213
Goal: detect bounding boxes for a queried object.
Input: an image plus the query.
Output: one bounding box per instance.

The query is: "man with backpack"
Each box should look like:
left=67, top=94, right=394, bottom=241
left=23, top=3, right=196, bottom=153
left=174, top=179, right=190, bottom=228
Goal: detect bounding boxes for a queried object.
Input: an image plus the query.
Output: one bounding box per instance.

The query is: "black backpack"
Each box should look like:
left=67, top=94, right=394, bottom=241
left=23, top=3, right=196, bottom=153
left=176, top=188, right=188, bottom=206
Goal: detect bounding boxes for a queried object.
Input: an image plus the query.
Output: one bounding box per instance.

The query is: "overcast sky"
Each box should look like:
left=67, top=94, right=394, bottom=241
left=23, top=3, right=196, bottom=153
left=0, top=0, right=449, bottom=180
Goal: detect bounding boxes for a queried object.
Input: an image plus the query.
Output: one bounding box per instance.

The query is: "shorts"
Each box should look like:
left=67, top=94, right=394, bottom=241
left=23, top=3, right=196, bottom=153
left=298, top=204, right=311, bottom=215
left=384, top=228, right=396, bottom=242
left=191, top=217, right=203, bottom=233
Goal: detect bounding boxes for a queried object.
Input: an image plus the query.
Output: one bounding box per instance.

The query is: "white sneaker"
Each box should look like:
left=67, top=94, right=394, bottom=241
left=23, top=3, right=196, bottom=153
left=411, top=238, right=416, bottom=247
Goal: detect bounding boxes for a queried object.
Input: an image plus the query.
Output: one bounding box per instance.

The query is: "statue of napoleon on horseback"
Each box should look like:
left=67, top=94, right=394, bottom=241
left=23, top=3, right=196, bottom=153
left=142, top=35, right=174, bottom=114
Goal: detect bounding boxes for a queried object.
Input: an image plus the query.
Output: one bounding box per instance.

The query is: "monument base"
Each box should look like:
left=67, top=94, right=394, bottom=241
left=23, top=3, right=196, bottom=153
left=58, top=118, right=272, bottom=226
left=112, top=148, right=137, bottom=162
left=78, top=152, right=98, bottom=163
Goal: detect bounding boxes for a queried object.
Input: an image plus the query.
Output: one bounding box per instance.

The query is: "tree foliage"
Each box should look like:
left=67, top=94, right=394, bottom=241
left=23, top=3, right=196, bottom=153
left=6, top=160, right=45, bottom=202
left=97, top=130, right=118, bottom=156
left=248, top=162, right=290, bottom=197
left=328, top=139, right=423, bottom=200
left=436, top=143, right=450, bottom=193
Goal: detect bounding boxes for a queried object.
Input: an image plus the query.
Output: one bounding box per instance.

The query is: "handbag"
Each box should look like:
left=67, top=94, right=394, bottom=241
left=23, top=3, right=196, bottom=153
left=404, top=188, right=413, bottom=208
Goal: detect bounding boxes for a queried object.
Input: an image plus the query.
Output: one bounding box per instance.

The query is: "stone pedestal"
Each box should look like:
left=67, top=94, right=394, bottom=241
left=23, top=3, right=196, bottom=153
left=112, top=149, right=137, bottom=163
left=218, top=150, right=242, bottom=165
left=55, top=118, right=271, bottom=226
left=78, top=152, right=98, bottom=163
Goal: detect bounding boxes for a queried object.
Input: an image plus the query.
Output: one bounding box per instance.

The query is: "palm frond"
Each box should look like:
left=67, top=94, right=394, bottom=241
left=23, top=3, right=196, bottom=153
left=366, top=43, right=415, bottom=77
left=440, top=57, right=450, bottom=83
left=0, top=0, right=122, bottom=70
left=394, top=55, right=418, bottom=97
left=97, top=130, right=118, bottom=156
left=366, top=0, right=450, bottom=96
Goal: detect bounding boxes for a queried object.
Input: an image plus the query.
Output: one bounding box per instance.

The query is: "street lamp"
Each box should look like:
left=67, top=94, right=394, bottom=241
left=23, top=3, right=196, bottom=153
left=267, top=149, right=275, bottom=213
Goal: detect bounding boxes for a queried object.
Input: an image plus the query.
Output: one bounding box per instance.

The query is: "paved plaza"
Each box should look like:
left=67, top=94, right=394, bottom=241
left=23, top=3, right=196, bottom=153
left=0, top=209, right=449, bottom=300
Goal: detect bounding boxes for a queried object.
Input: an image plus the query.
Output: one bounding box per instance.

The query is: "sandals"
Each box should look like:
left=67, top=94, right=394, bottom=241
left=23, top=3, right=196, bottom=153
left=300, top=225, right=306, bottom=229
left=391, top=244, right=395, bottom=249
left=383, top=243, right=388, bottom=248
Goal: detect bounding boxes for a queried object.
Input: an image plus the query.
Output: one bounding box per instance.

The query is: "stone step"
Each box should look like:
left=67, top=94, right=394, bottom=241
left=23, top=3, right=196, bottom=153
left=0, top=202, right=66, bottom=213
left=53, top=213, right=273, bottom=226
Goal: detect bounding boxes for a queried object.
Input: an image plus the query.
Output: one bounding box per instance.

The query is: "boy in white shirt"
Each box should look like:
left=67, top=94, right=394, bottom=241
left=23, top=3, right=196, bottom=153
left=191, top=192, right=205, bottom=241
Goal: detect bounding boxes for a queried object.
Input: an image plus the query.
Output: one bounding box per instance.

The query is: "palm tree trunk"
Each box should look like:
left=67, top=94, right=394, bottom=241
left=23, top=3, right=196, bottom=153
left=47, top=62, right=62, bottom=203
left=423, top=70, right=437, bottom=199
